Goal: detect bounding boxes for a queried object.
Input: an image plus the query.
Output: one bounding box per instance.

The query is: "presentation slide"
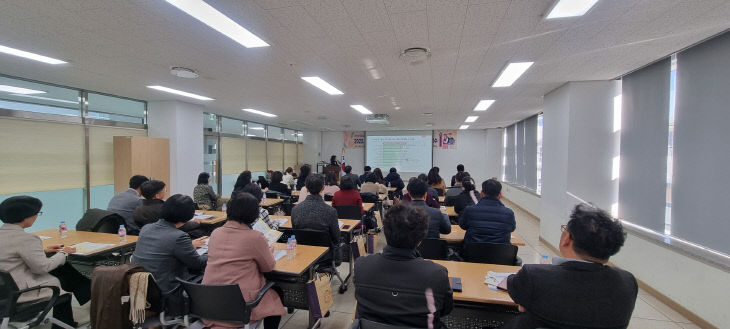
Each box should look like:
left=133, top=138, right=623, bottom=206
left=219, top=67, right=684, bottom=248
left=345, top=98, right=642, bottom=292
left=366, top=134, right=432, bottom=173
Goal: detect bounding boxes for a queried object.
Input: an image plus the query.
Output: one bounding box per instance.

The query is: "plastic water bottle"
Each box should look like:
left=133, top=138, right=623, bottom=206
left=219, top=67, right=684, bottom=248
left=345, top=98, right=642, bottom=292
left=221, top=202, right=227, bottom=212
left=388, top=181, right=391, bottom=187
left=59, top=221, right=68, bottom=238
left=286, top=237, right=294, bottom=260
left=290, top=235, right=297, bottom=257
left=540, top=254, right=550, bottom=264
left=118, top=225, right=127, bottom=243
left=262, top=192, right=267, bottom=201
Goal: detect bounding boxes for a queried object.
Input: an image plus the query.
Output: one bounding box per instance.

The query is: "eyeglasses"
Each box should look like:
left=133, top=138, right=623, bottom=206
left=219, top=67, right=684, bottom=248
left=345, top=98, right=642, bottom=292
left=560, top=224, right=568, bottom=233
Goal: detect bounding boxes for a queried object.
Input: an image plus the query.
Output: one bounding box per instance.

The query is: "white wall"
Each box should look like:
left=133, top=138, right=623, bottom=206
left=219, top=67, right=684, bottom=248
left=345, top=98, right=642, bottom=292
left=502, top=185, right=541, bottom=217
left=147, top=101, right=204, bottom=196
left=301, top=130, right=321, bottom=167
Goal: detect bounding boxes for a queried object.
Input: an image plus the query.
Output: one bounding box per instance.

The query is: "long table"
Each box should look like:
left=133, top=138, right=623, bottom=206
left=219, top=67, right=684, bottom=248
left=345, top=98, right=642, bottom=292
left=440, top=225, right=526, bottom=246
left=294, top=200, right=376, bottom=212
left=33, top=229, right=138, bottom=257
left=441, top=206, right=458, bottom=217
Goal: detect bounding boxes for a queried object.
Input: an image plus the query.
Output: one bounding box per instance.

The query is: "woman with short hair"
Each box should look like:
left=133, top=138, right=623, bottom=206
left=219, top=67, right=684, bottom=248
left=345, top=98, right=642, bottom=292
left=332, top=176, right=364, bottom=215
left=193, top=172, right=219, bottom=209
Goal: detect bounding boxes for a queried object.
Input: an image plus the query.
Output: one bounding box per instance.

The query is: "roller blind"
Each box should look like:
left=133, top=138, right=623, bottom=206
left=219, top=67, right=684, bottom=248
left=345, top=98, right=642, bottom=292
left=515, top=121, right=526, bottom=186
left=524, top=115, right=538, bottom=190
left=504, top=125, right=516, bottom=183
left=221, top=137, right=245, bottom=175
left=297, top=143, right=303, bottom=167
left=284, top=142, right=297, bottom=170
left=267, top=140, right=283, bottom=171
left=618, top=58, right=671, bottom=233
left=0, top=118, right=85, bottom=194
left=248, top=139, right=267, bottom=171
left=671, top=31, right=730, bottom=254
left=89, top=126, right=147, bottom=186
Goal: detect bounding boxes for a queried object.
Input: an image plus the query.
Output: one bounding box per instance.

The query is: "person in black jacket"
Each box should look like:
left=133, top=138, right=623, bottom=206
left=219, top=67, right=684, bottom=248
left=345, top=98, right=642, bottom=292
left=384, top=168, right=405, bottom=192
left=268, top=171, right=290, bottom=195
left=296, top=164, right=311, bottom=191
left=231, top=171, right=253, bottom=199
left=450, top=164, right=464, bottom=187
left=354, top=203, right=453, bottom=328
left=445, top=175, right=479, bottom=215
left=502, top=204, right=637, bottom=329
left=359, top=166, right=373, bottom=184
left=403, top=178, right=450, bottom=238
left=133, top=180, right=205, bottom=238
left=458, top=179, right=515, bottom=244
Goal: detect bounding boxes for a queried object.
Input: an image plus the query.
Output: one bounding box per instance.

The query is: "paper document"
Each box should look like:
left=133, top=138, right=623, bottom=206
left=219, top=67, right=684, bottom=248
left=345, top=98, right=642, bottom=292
left=338, top=220, right=344, bottom=228
left=196, top=238, right=210, bottom=255
left=193, top=214, right=214, bottom=220
left=252, top=219, right=283, bottom=245
left=273, top=250, right=286, bottom=261
left=275, top=218, right=288, bottom=226
left=72, top=242, right=115, bottom=255
left=194, top=212, right=203, bottom=216
left=37, top=235, right=52, bottom=240
left=484, top=271, right=515, bottom=286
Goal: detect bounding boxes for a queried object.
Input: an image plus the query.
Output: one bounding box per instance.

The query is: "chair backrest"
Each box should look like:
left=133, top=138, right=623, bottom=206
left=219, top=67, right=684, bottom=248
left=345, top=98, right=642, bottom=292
left=291, top=229, right=334, bottom=248
left=0, top=270, right=20, bottom=317
left=265, top=191, right=281, bottom=199
left=76, top=208, right=124, bottom=233
left=360, top=192, right=379, bottom=203
left=177, top=279, right=250, bottom=324
left=359, top=318, right=424, bottom=329
left=463, top=242, right=519, bottom=265
left=416, top=239, right=448, bottom=260
left=282, top=202, right=295, bottom=216
left=324, top=194, right=334, bottom=201
left=334, top=205, right=362, bottom=220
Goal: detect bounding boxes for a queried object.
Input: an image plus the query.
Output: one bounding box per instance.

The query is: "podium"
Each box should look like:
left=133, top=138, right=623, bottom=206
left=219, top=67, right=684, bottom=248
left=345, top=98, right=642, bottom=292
left=323, top=165, right=341, bottom=180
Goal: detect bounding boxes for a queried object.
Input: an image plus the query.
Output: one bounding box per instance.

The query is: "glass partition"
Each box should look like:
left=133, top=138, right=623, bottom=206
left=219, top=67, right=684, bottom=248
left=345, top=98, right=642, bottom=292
left=0, top=76, right=80, bottom=117
left=267, top=126, right=283, bottom=172
left=87, top=92, right=145, bottom=124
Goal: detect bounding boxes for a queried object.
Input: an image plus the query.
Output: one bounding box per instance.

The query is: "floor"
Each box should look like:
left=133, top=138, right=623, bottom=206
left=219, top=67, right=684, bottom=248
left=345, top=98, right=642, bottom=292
left=53, top=200, right=700, bottom=329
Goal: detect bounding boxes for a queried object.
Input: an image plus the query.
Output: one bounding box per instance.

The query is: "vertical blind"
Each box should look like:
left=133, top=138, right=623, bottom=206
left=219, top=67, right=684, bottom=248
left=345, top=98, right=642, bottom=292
left=504, top=125, right=516, bottom=183
left=524, top=115, right=538, bottom=190
left=515, top=121, right=526, bottom=186
left=503, top=115, right=539, bottom=191
left=671, top=32, right=730, bottom=254
left=618, top=59, right=671, bottom=233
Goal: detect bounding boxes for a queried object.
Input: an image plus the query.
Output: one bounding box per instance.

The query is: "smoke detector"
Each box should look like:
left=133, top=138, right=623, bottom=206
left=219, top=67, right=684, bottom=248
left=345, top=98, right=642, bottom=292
left=400, top=47, right=431, bottom=65
left=170, top=67, right=199, bottom=79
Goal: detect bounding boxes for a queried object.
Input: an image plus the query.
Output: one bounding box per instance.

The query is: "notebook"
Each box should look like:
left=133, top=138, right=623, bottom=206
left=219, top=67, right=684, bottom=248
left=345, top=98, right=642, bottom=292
left=252, top=219, right=283, bottom=246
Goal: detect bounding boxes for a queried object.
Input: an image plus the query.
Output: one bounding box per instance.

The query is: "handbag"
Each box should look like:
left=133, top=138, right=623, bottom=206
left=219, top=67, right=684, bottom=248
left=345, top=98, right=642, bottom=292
left=305, top=273, right=333, bottom=318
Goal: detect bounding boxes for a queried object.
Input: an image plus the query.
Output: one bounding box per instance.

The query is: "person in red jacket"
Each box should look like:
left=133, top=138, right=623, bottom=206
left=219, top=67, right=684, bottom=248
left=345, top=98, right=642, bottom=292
left=332, top=175, right=364, bottom=215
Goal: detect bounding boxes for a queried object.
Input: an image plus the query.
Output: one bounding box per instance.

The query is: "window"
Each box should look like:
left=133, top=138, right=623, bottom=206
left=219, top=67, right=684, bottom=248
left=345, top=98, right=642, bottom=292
left=87, top=93, right=145, bottom=124
left=267, top=126, right=283, bottom=171
left=0, top=76, right=80, bottom=117
left=503, top=114, right=540, bottom=193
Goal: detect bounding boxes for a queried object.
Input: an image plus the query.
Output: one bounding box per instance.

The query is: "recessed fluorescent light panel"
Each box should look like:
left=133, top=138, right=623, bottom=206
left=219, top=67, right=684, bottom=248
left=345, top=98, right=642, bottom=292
left=147, top=85, right=214, bottom=101
left=350, top=105, right=373, bottom=115
left=165, top=0, right=269, bottom=48
left=301, top=77, right=344, bottom=95
left=474, top=100, right=495, bottom=112
left=546, top=0, right=599, bottom=19
left=0, top=45, right=67, bottom=64
left=242, top=108, right=277, bottom=117
left=459, top=125, right=469, bottom=130
left=0, top=85, right=46, bottom=94
left=492, top=62, right=534, bottom=87
left=465, top=116, right=479, bottom=123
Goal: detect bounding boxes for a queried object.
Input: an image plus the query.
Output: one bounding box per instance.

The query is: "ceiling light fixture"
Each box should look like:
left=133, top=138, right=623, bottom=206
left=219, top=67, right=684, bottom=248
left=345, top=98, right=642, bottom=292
left=242, top=108, right=277, bottom=117
left=11, top=94, right=78, bottom=104
left=147, top=85, right=214, bottom=101
left=546, top=0, right=599, bottom=19
left=249, top=126, right=265, bottom=130
left=0, top=45, right=67, bottom=64
left=350, top=105, right=373, bottom=115
left=165, top=0, right=269, bottom=48
left=301, top=77, right=344, bottom=95
left=474, top=99, right=495, bottom=112
left=465, top=116, right=479, bottom=123
left=459, top=125, right=469, bottom=130
left=0, top=85, right=46, bottom=94
left=492, top=62, right=534, bottom=87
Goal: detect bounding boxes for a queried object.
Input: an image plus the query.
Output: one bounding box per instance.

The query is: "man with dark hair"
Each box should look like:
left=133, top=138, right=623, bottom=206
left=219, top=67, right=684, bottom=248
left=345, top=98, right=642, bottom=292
left=458, top=179, right=515, bottom=244
left=450, top=164, right=465, bottom=187
left=133, top=180, right=204, bottom=237
left=359, top=166, right=373, bottom=184
left=405, top=178, right=450, bottom=238
left=503, top=204, right=637, bottom=329
left=354, top=203, right=453, bottom=328
left=291, top=174, right=341, bottom=263
left=342, top=165, right=361, bottom=188
left=444, top=171, right=469, bottom=200
left=107, top=174, right=149, bottom=235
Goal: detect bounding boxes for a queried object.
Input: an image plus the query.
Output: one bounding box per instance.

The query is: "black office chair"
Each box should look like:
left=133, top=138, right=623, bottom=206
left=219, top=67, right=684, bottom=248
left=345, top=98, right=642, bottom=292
left=132, top=273, right=185, bottom=329
left=177, top=278, right=275, bottom=327
left=76, top=208, right=125, bottom=234
left=265, top=191, right=282, bottom=199
left=359, top=192, right=379, bottom=203
left=416, top=239, right=449, bottom=260
left=352, top=318, right=426, bottom=329
left=334, top=205, right=362, bottom=220
left=463, top=243, right=520, bottom=266
left=0, top=270, right=75, bottom=329
left=291, top=229, right=348, bottom=293
left=324, top=194, right=334, bottom=201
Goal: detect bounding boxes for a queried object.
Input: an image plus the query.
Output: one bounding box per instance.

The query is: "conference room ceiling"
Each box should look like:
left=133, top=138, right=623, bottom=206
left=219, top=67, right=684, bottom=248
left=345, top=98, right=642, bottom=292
left=0, top=0, right=728, bottom=131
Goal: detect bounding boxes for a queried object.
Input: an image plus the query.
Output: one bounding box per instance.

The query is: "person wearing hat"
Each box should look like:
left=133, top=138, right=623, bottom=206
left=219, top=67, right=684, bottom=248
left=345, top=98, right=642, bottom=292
left=0, top=196, right=90, bottom=329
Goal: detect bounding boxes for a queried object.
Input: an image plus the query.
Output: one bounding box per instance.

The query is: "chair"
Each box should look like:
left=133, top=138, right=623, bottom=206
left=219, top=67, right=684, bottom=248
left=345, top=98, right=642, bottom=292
left=0, top=270, right=75, bottom=329
left=132, top=274, right=185, bottom=329
left=324, top=194, right=334, bottom=202
left=463, top=243, right=520, bottom=266
left=76, top=208, right=124, bottom=233
left=334, top=205, right=362, bottom=220
left=359, top=192, right=379, bottom=203
left=351, top=318, right=425, bottom=329
left=416, top=239, right=448, bottom=260
left=291, top=229, right=348, bottom=294
left=177, top=278, right=275, bottom=327
left=265, top=191, right=282, bottom=199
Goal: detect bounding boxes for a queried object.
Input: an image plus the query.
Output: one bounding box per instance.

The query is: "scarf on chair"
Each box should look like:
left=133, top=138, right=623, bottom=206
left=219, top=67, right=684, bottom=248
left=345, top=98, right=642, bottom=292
left=128, top=272, right=151, bottom=324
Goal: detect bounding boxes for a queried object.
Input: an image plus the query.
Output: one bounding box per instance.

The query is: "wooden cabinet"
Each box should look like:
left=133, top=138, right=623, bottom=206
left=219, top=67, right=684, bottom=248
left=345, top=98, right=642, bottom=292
left=113, top=136, right=170, bottom=194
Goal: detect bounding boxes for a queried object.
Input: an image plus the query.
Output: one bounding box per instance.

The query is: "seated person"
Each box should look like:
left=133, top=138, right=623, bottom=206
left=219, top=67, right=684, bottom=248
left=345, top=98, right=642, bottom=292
left=323, top=171, right=341, bottom=196
left=427, top=167, right=446, bottom=195
left=193, top=172, right=220, bottom=209
left=503, top=204, right=637, bottom=329
left=354, top=203, right=453, bottom=328
left=450, top=164, right=464, bottom=187
left=359, top=166, right=373, bottom=184
left=401, top=174, right=440, bottom=208
left=402, top=178, right=450, bottom=238
left=257, top=175, right=270, bottom=190
left=231, top=171, right=253, bottom=199
left=360, top=173, right=387, bottom=195
left=291, top=174, right=341, bottom=264
left=131, top=194, right=208, bottom=310
left=268, top=171, right=291, bottom=196
left=202, top=192, right=285, bottom=329
left=332, top=175, right=363, bottom=215
left=342, top=165, right=361, bottom=188
left=282, top=167, right=295, bottom=189
left=444, top=171, right=469, bottom=199
left=107, top=174, right=148, bottom=235
left=241, top=183, right=279, bottom=230
left=134, top=180, right=205, bottom=238
left=0, top=196, right=90, bottom=329
left=296, top=165, right=311, bottom=191
left=445, top=175, right=479, bottom=215
left=384, top=168, right=405, bottom=194
left=459, top=179, right=515, bottom=244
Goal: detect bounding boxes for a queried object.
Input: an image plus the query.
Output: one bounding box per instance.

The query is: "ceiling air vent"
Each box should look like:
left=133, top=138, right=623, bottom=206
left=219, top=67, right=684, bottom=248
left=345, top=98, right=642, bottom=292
left=366, top=114, right=390, bottom=125
left=400, top=47, right=430, bottom=65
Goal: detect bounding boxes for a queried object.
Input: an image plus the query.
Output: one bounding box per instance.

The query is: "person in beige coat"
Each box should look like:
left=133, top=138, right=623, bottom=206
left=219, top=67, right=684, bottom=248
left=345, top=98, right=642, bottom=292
left=0, top=196, right=85, bottom=328
left=202, top=192, right=285, bottom=329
